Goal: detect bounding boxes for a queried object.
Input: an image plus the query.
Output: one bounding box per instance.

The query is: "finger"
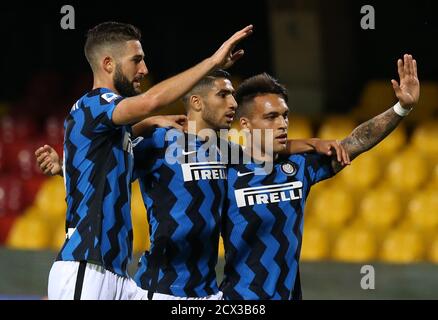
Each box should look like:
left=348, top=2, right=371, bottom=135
left=404, top=54, right=411, bottom=76
left=408, top=54, right=414, bottom=75
left=228, top=25, right=253, bottom=45
left=391, top=79, right=401, bottom=96
left=40, top=158, right=52, bottom=170
left=35, top=147, right=45, bottom=157
left=413, top=59, right=418, bottom=78
left=341, top=145, right=349, bottom=165
left=43, top=164, right=53, bottom=175
left=332, top=144, right=342, bottom=162
left=230, top=49, right=245, bottom=62
left=397, top=58, right=404, bottom=80
left=42, top=145, right=54, bottom=152
left=36, top=153, right=48, bottom=163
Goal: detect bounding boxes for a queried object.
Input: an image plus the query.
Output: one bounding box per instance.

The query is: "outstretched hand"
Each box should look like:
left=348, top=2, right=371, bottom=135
left=210, top=25, right=253, bottom=70
left=391, top=54, right=420, bottom=109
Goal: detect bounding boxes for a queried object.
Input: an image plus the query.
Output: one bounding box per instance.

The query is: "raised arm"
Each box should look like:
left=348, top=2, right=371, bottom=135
left=112, top=25, right=253, bottom=125
left=332, top=54, right=420, bottom=174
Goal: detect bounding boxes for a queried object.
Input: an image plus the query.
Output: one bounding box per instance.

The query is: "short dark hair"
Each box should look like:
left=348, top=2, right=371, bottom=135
left=84, top=21, right=142, bottom=69
left=182, top=69, right=231, bottom=107
left=235, top=73, right=288, bottom=118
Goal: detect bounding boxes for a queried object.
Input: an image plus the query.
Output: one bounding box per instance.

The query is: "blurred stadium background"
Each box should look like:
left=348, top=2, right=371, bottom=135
left=1, top=0, right=438, bottom=299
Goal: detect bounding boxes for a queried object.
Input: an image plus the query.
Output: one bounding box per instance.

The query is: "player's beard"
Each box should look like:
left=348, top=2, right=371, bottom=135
left=202, top=106, right=226, bottom=130
left=114, top=65, right=138, bottom=97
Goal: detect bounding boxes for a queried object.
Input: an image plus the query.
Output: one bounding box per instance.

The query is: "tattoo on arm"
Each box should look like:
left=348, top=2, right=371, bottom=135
left=331, top=107, right=403, bottom=174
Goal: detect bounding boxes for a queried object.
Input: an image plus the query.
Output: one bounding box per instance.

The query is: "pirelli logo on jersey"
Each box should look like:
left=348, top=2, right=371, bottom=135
left=234, top=181, right=303, bottom=208
left=181, top=162, right=227, bottom=182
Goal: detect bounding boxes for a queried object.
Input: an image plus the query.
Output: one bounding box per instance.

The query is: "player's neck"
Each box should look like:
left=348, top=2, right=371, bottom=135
left=183, top=114, right=216, bottom=140
left=92, top=77, right=119, bottom=95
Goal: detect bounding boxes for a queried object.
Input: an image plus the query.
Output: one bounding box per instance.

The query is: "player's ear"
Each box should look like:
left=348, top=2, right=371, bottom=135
left=189, top=95, right=203, bottom=112
left=240, top=117, right=251, bottom=130
left=102, top=56, right=114, bottom=74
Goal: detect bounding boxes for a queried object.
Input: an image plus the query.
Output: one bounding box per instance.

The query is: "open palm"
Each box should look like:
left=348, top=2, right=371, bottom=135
left=391, top=54, right=420, bottom=109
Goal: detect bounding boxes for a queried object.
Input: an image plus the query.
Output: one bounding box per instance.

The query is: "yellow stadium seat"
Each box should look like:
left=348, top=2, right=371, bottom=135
left=427, top=234, right=438, bottom=263
left=385, top=149, right=429, bottom=193
left=132, top=212, right=149, bottom=254
left=337, top=152, right=381, bottom=192
left=288, top=116, right=313, bottom=139
left=411, top=121, right=438, bottom=160
left=368, top=125, right=407, bottom=158
left=332, top=227, right=377, bottom=262
left=6, top=214, right=51, bottom=250
left=317, top=116, right=356, bottom=140
left=405, top=190, right=438, bottom=231
left=357, top=188, right=402, bottom=232
left=35, top=177, right=66, bottom=223
left=227, top=126, right=247, bottom=146
left=406, top=82, right=438, bottom=123
left=131, top=181, right=149, bottom=253
left=301, top=226, right=330, bottom=261
left=380, top=228, right=424, bottom=263
left=311, top=186, right=355, bottom=229
left=51, top=222, right=67, bottom=251
left=218, top=236, right=225, bottom=258
left=352, top=80, right=397, bottom=121
left=426, top=163, right=438, bottom=190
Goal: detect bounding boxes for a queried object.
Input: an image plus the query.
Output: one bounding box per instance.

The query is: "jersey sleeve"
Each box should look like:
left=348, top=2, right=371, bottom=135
left=87, top=92, right=125, bottom=134
left=303, top=153, right=334, bottom=185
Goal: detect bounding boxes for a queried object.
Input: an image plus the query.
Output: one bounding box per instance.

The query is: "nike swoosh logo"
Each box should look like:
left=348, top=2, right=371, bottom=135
left=237, top=171, right=254, bottom=177
left=182, top=150, right=197, bottom=155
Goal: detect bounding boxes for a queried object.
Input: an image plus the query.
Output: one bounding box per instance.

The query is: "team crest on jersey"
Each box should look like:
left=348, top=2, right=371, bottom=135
left=281, top=161, right=298, bottom=176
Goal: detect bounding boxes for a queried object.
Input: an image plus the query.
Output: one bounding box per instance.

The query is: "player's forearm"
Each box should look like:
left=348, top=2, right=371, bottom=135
left=131, top=117, right=159, bottom=137
left=333, top=107, right=403, bottom=172
left=283, top=138, right=320, bottom=154
left=115, top=58, right=216, bottom=125
left=139, top=58, right=216, bottom=113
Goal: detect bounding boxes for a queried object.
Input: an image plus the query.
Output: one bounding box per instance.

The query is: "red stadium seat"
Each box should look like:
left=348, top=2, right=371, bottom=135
left=44, top=116, right=65, bottom=146
left=0, top=115, right=38, bottom=143
left=4, top=139, right=46, bottom=179
left=0, top=176, right=25, bottom=214
left=0, top=214, right=19, bottom=244
left=0, top=141, right=5, bottom=173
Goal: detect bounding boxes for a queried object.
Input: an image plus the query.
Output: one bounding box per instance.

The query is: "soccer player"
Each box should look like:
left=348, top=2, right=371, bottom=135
left=37, top=70, right=348, bottom=300
left=220, top=54, right=419, bottom=300
left=35, top=21, right=254, bottom=300
left=131, top=69, right=349, bottom=300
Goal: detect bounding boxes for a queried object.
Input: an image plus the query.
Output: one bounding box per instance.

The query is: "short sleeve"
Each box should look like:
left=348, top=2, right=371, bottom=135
left=88, top=92, right=124, bottom=134
left=303, top=153, right=334, bottom=185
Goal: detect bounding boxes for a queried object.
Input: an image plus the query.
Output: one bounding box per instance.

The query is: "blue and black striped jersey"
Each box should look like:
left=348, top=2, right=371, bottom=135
left=57, top=88, right=134, bottom=277
left=220, top=153, right=334, bottom=300
left=133, top=127, right=227, bottom=297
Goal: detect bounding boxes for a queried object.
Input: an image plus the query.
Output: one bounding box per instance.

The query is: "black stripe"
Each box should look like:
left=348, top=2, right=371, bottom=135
left=74, top=261, right=87, bottom=300
left=291, top=265, right=302, bottom=300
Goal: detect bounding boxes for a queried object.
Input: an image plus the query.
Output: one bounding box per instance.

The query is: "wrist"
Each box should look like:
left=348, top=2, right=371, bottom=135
left=308, top=138, right=320, bottom=150
left=393, top=101, right=413, bottom=117
left=205, top=57, right=219, bottom=70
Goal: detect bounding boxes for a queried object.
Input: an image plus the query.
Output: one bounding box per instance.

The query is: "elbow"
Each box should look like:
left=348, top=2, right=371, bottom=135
left=141, top=93, right=161, bottom=114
